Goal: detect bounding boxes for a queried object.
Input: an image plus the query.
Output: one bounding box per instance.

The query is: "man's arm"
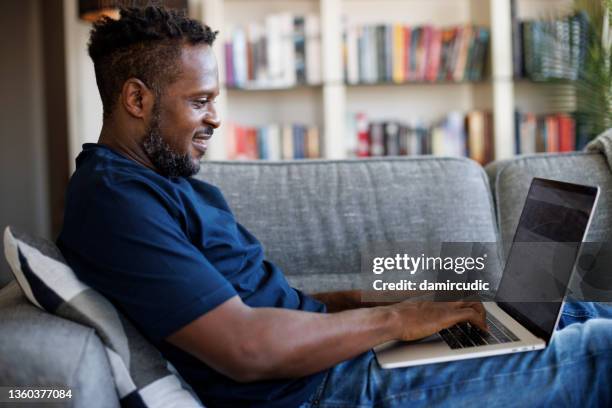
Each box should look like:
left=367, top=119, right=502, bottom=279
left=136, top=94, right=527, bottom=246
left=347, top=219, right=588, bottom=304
left=166, top=296, right=486, bottom=383
left=310, top=290, right=433, bottom=312
left=309, top=290, right=364, bottom=312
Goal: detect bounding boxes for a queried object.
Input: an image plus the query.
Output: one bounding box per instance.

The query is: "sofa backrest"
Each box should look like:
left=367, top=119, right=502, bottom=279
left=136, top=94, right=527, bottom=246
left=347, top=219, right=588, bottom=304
left=197, top=157, right=498, bottom=291
left=487, top=152, right=612, bottom=258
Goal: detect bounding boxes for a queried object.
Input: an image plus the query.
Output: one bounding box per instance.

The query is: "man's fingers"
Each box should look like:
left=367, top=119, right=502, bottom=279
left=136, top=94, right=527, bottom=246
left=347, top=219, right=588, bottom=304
left=452, top=308, right=488, bottom=332
left=464, top=302, right=487, bottom=326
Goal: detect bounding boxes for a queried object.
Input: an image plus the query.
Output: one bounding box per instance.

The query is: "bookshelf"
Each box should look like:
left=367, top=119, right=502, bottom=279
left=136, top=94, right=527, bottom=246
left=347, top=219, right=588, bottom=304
left=512, top=0, right=583, bottom=153
left=513, top=0, right=576, bottom=113
left=197, top=0, right=575, bottom=162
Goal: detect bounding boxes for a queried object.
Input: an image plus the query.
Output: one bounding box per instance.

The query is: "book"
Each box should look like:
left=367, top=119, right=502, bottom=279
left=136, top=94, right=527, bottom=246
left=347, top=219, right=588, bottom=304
left=558, top=114, right=575, bottom=152
left=346, top=24, right=360, bottom=84
left=232, top=27, right=247, bottom=87
left=403, top=26, right=412, bottom=81
left=224, top=41, right=234, bottom=87
left=258, top=126, right=268, bottom=160
left=293, top=124, right=305, bottom=159
left=545, top=115, right=559, bottom=152
left=453, top=25, right=473, bottom=81
left=514, top=112, right=576, bottom=154
left=376, top=25, right=386, bottom=82
left=356, top=112, right=370, bottom=157
left=369, top=122, right=385, bottom=156
left=280, top=13, right=296, bottom=87
left=302, top=15, right=321, bottom=84
left=466, top=111, right=486, bottom=164
left=225, top=13, right=323, bottom=89
left=294, top=16, right=306, bottom=85
left=306, top=126, right=320, bottom=158
left=282, top=124, right=294, bottom=159
left=384, top=122, right=401, bottom=156
left=409, top=27, right=421, bottom=81
left=519, top=112, right=537, bottom=154
left=265, top=14, right=282, bottom=86
left=392, top=23, right=405, bottom=83
left=267, top=124, right=281, bottom=160
left=521, top=14, right=587, bottom=81
left=347, top=110, right=495, bottom=163
left=426, top=27, right=442, bottom=82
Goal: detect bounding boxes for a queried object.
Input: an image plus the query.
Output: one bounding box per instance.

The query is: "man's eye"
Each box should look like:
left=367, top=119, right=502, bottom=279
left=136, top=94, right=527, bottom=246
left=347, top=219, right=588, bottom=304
left=193, top=100, right=208, bottom=107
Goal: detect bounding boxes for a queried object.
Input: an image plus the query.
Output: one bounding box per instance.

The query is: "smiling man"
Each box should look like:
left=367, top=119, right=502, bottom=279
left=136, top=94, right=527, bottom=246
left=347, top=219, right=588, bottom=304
left=56, top=6, right=612, bottom=408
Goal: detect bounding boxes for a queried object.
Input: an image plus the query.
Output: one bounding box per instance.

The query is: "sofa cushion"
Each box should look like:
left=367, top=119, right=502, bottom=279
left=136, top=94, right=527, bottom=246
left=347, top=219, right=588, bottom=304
left=0, top=281, right=119, bottom=407
left=2, top=227, right=203, bottom=408
left=488, top=152, right=612, bottom=257
left=198, top=157, right=499, bottom=291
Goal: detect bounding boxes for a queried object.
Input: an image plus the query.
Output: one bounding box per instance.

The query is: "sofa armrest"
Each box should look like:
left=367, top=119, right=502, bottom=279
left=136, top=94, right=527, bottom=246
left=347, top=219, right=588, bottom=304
left=0, top=282, right=119, bottom=407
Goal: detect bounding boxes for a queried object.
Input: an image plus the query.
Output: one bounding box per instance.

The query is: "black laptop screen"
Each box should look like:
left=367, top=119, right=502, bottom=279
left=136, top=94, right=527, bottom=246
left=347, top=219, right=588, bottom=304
left=496, top=178, right=598, bottom=342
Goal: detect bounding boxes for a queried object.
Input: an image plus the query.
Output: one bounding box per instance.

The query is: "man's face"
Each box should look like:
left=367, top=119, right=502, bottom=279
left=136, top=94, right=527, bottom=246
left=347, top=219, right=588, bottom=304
left=142, top=44, right=220, bottom=178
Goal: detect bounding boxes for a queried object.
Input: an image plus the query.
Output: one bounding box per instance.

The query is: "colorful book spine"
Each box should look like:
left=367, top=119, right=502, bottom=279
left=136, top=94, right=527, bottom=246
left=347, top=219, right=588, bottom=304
left=343, top=24, right=489, bottom=83
left=349, top=110, right=495, bottom=163
left=227, top=123, right=321, bottom=160
left=515, top=111, right=577, bottom=154
left=225, top=13, right=321, bottom=89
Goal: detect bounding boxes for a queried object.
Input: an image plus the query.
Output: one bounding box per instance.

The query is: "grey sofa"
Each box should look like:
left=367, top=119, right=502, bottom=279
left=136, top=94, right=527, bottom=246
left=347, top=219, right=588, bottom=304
left=1, top=152, right=610, bottom=407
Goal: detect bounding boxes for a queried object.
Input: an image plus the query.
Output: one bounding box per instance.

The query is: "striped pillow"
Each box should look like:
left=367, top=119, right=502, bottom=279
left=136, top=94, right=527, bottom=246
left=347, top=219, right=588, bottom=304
left=3, top=226, right=203, bottom=408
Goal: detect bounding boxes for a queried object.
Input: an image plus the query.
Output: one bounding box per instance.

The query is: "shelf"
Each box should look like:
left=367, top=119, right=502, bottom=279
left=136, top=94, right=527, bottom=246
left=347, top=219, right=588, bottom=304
left=345, top=80, right=490, bottom=87
left=198, top=0, right=574, bottom=162
left=224, top=83, right=323, bottom=92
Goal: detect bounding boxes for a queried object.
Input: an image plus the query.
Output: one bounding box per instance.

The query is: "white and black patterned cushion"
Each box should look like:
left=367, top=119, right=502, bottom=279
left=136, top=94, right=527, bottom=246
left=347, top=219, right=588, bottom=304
left=3, top=226, right=203, bottom=408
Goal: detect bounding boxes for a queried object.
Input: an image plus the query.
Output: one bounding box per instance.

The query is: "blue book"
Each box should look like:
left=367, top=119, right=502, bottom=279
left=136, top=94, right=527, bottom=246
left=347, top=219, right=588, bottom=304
left=258, top=126, right=269, bottom=160
left=293, top=124, right=305, bottom=159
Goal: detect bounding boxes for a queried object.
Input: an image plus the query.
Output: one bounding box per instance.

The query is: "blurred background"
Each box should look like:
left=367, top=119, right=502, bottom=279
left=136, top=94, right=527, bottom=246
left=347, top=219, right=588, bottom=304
left=1, top=0, right=611, bottom=285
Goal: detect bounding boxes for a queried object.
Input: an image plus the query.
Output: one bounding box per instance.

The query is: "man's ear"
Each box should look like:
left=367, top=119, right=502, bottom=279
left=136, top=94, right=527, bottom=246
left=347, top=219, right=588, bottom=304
left=120, top=78, right=155, bottom=119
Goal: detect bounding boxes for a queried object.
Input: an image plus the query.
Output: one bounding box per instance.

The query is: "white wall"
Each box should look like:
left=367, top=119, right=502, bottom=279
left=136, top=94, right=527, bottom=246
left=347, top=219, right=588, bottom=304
left=63, top=0, right=103, bottom=171
left=0, top=0, right=49, bottom=286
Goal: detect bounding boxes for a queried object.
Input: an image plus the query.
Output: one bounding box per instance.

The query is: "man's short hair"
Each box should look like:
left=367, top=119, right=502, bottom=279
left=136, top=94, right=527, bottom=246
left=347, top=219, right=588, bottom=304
left=88, top=6, right=217, bottom=119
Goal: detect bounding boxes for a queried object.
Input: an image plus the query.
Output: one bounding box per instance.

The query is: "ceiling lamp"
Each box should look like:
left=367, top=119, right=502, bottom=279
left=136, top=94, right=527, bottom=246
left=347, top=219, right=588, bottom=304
left=78, top=0, right=189, bottom=23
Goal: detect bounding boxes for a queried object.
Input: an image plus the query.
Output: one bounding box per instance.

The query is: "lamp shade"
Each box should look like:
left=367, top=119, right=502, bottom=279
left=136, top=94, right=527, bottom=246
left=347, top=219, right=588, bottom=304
left=78, top=0, right=189, bottom=22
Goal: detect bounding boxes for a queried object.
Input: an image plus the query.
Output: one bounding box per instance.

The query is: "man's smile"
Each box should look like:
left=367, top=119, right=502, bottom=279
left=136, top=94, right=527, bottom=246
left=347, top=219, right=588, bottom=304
left=192, top=129, right=213, bottom=154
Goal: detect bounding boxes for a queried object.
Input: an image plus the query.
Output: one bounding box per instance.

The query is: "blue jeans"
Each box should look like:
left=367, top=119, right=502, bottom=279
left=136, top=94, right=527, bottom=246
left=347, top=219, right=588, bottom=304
left=301, top=303, right=612, bottom=407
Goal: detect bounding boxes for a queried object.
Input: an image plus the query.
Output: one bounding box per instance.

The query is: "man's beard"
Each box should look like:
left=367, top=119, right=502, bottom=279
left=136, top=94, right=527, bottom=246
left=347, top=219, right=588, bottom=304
left=142, top=105, right=201, bottom=178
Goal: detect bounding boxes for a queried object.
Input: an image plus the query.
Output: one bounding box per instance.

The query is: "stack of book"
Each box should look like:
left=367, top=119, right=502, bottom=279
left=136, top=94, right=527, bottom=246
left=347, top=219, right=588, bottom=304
left=514, top=112, right=577, bottom=154
left=226, top=123, right=321, bottom=160
left=513, top=10, right=588, bottom=80
left=347, top=111, right=494, bottom=164
left=343, top=24, right=489, bottom=84
left=224, top=14, right=322, bottom=89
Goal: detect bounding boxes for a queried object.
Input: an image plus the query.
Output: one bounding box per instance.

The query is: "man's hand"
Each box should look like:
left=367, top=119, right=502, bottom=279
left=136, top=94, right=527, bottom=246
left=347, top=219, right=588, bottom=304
left=388, top=301, right=488, bottom=341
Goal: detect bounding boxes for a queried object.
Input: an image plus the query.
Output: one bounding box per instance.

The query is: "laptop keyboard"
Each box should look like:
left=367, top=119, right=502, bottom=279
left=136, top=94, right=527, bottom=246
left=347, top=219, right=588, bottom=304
left=439, top=313, right=520, bottom=349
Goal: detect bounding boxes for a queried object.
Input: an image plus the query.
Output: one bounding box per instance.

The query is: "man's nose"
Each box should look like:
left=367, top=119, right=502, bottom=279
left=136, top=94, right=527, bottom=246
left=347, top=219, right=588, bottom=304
left=204, top=105, right=221, bottom=129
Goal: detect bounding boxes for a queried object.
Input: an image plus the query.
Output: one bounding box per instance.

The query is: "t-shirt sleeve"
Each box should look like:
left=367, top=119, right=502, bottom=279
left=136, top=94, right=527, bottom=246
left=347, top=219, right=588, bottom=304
left=60, top=177, right=238, bottom=341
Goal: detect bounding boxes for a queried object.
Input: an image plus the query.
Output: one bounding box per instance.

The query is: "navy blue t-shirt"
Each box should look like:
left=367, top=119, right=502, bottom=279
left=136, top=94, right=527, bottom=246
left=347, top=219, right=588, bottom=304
left=57, top=143, right=327, bottom=407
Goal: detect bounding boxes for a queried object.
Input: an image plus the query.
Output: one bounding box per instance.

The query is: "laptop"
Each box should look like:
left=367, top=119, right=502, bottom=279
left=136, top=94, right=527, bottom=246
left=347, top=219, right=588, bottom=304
left=375, top=177, right=600, bottom=369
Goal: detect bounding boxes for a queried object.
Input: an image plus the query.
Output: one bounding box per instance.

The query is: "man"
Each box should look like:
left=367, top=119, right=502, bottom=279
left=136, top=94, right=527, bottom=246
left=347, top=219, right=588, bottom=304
left=58, top=6, right=611, bottom=408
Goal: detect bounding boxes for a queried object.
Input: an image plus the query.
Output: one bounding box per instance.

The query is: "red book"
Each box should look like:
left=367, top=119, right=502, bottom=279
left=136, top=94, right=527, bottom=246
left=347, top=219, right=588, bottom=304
left=234, top=125, right=248, bottom=160
left=426, top=27, right=442, bottom=82
left=545, top=116, right=559, bottom=152
left=356, top=112, right=370, bottom=157
left=245, top=127, right=259, bottom=159
left=557, top=114, right=576, bottom=152
left=403, top=26, right=411, bottom=81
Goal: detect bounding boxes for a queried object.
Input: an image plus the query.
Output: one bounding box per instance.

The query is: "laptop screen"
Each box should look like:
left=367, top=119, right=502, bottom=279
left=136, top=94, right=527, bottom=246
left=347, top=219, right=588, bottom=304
left=496, top=178, right=599, bottom=342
